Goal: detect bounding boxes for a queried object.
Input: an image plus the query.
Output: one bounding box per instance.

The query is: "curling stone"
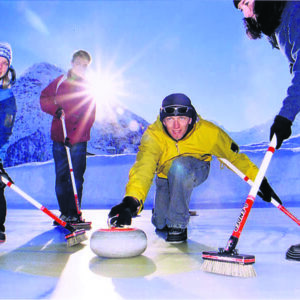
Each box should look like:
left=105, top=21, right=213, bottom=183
left=90, top=228, right=147, bottom=258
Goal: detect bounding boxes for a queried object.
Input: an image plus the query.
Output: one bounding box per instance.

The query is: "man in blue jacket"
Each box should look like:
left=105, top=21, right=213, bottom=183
left=234, top=0, right=300, bottom=261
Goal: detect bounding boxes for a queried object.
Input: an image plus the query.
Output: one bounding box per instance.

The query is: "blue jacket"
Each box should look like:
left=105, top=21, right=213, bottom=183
left=275, top=1, right=300, bottom=122
left=0, top=87, right=17, bottom=149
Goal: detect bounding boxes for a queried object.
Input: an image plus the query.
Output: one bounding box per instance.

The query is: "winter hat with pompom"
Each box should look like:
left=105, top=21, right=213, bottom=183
left=0, top=42, right=12, bottom=66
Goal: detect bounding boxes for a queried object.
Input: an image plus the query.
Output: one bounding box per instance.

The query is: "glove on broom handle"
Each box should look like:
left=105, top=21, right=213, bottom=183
left=224, top=135, right=277, bottom=253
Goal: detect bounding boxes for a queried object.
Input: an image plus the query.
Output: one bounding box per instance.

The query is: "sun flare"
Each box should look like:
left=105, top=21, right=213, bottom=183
left=86, top=63, right=130, bottom=122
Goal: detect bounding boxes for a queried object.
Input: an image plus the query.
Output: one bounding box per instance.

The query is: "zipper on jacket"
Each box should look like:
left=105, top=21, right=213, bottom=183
left=175, top=142, right=180, bottom=154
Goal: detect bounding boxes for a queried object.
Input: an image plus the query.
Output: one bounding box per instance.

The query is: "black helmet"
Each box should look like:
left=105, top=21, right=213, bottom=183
left=160, top=93, right=196, bottom=122
left=160, top=93, right=198, bottom=140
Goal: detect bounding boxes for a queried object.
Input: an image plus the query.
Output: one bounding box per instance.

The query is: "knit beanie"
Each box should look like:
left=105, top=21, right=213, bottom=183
left=0, top=42, right=12, bottom=66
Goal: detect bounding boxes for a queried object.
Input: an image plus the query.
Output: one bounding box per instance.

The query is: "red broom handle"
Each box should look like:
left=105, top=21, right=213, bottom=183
left=224, top=135, right=277, bottom=252
left=219, top=156, right=300, bottom=226
left=0, top=176, right=67, bottom=227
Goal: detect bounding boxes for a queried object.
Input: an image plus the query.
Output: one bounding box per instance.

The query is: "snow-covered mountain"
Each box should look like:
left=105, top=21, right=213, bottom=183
left=229, top=117, right=300, bottom=146
left=2, top=62, right=300, bottom=208
left=3, top=62, right=300, bottom=168
left=4, top=63, right=149, bottom=167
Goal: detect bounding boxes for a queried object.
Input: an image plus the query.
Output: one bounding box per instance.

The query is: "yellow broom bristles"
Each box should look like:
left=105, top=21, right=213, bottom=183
left=201, top=259, right=256, bottom=277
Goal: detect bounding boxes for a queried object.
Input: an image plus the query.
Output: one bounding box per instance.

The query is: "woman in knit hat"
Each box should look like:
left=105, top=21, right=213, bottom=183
left=0, top=42, right=17, bottom=243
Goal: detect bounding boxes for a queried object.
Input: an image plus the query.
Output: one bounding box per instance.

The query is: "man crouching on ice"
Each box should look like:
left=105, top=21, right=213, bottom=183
left=107, top=93, right=281, bottom=243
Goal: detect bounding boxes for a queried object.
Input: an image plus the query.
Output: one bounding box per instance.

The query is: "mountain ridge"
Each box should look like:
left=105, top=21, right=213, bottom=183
left=3, top=62, right=300, bottom=166
left=4, top=62, right=149, bottom=166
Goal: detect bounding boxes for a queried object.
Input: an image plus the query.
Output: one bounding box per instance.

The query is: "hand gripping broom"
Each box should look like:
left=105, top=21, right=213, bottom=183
left=60, top=111, right=92, bottom=230
left=201, top=135, right=277, bottom=277
left=0, top=164, right=87, bottom=247
left=218, top=157, right=300, bottom=226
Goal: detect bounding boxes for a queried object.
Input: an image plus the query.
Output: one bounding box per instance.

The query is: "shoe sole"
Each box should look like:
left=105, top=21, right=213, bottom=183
left=166, top=239, right=187, bottom=243
left=166, top=236, right=187, bottom=243
left=69, top=222, right=92, bottom=231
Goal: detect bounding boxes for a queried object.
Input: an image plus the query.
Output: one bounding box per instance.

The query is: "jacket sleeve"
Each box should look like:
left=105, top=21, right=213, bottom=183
left=278, top=5, right=300, bottom=122
left=212, top=128, right=258, bottom=182
left=40, top=76, right=63, bottom=116
left=125, top=129, right=162, bottom=206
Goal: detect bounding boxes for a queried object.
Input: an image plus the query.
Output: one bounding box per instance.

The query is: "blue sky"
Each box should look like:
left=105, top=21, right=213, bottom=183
left=0, top=0, right=291, bottom=132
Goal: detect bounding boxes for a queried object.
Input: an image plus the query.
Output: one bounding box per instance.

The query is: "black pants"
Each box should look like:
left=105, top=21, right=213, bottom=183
left=0, top=188, right=6, bottom=232
left=52, top=141, right=87, bottom=217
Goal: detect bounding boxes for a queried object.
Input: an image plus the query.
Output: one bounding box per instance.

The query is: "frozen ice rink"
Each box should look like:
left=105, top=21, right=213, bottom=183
left=0, top=208, right=299, bottom=300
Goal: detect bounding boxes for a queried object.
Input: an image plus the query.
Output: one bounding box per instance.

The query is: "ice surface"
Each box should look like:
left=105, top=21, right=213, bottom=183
left=0, top=154, right=299, bottom=299
left=0, top=209, right=299, bottom=300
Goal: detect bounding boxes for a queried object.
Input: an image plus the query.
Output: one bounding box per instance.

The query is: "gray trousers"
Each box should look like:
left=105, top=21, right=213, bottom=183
left=151, top=156, right=210, bottom=229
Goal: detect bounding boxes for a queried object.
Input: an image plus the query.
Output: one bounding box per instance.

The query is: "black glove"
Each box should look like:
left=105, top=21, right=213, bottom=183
left=0, top=162, right=14, bottom=189
left=258, top=178, right=282, bottom=204
left=0, top=176, right=6, bottom=189
left=108, top=196, right=140, bottom=227
left=64, top=137, right=72, bottom=148
left=270, top=115, right=292, bottom=149
left=55, top=107, right=63, bottom=119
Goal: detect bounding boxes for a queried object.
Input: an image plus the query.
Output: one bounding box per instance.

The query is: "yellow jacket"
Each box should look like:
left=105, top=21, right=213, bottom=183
left=125, top=116, right=258, bottom=207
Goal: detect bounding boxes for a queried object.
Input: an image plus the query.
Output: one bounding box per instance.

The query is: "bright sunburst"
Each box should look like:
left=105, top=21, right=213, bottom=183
left=86, top=60, right=130, bottom=122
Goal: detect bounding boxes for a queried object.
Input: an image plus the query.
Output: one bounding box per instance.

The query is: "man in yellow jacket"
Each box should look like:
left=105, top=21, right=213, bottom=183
left=108, top=93, right=281, bottom=242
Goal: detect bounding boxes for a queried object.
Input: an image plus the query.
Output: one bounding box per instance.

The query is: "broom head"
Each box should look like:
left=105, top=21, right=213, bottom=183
left=65, top=229, right=88, bottom=247
left=201, top=248, right=256, bottom=277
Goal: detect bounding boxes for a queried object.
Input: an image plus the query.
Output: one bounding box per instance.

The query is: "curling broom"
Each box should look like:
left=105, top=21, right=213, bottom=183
left=0, top=167, right=87, bottom=247
left=219, top=157, right=300, bottom=226
left=201, top=135, right=277, bottom=277
left=60, top=112, right=92, bottom=230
